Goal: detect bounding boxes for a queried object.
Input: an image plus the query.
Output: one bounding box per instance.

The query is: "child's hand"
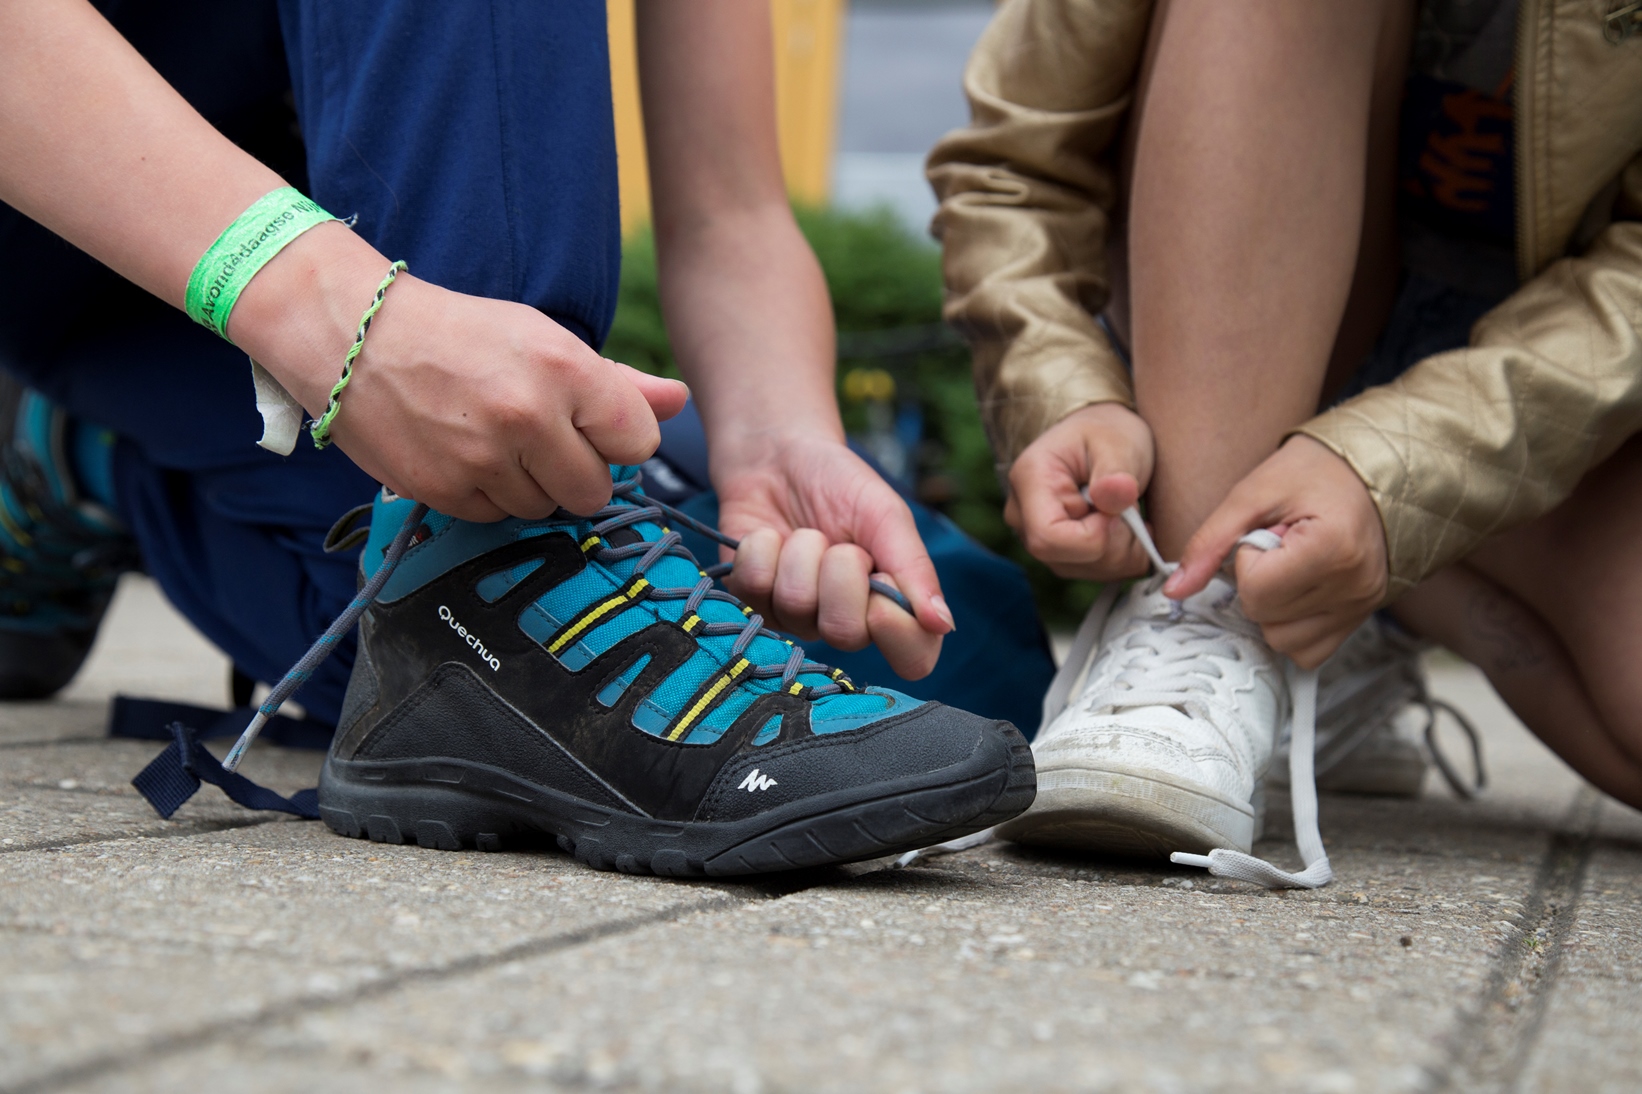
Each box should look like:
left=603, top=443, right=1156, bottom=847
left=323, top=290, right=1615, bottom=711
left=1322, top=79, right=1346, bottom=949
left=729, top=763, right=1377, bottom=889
left=1164, top=435, right=1388, bottom=668
left=714, top=432, right=952, bottom=681
left=1005, top=403, right=1155, bottom=581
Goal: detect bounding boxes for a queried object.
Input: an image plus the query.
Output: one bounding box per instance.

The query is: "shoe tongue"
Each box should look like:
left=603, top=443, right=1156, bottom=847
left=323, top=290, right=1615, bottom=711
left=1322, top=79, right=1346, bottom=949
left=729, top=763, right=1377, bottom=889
left=1128, top=573, right=1256, bottom=635
left=603, top=526, right=646, bottom=549
left=610, top=464, right=641, bottom=484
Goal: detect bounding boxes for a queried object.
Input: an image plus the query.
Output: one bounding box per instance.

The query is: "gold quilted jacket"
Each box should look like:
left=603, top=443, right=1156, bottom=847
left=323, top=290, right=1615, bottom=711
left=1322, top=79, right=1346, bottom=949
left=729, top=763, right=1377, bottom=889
left=929, top=0, right=1642, bottom=597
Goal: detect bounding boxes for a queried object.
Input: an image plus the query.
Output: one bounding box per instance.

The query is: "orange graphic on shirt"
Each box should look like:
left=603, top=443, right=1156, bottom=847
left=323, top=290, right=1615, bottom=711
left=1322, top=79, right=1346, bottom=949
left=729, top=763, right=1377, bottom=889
left=1410, top=75, right=1514, bottom=213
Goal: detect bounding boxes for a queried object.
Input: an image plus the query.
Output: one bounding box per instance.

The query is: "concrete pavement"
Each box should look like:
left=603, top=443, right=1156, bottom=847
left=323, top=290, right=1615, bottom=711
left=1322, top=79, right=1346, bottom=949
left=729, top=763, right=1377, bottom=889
left=2, top=574, right=1639, bottom=1093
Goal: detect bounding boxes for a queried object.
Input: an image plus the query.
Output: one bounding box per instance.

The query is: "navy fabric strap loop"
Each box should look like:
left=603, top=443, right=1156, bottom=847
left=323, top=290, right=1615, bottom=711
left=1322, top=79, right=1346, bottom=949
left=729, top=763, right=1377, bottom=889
left=110, top=695, right=333, bottom=750
left=131, top=721, right=320, bottom=820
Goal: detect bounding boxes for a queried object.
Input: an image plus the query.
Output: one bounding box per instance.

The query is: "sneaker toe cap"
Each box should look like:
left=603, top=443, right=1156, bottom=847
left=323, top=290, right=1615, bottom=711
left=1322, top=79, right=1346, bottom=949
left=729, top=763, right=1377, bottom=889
left=1033, top=710, right=1254, bottom=802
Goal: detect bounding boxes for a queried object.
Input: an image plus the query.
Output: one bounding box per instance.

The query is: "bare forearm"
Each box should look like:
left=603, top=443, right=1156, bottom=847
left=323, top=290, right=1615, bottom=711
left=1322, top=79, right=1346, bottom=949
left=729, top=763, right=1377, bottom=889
left=636, top=0, right=842, bottom=474
left=0, top=0, right=395, bottom=413
left=655, top=205, right=844, bottom=462
left=0, top=0, right=284, bottom=305
left=1, top=0, right=687, bottom=524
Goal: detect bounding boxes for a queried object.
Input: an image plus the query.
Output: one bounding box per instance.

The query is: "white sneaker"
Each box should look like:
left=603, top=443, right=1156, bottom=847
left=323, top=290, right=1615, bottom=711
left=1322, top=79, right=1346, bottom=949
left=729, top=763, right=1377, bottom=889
left=996, top=572, right=1285, bottom=857
left=925, top=507, right=1330, bottom=888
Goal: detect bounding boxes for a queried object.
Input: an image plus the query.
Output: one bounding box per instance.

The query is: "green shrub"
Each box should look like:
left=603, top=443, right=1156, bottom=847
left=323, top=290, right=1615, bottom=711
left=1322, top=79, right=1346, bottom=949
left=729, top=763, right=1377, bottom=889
left=605, top=205, right=1102, bottom=629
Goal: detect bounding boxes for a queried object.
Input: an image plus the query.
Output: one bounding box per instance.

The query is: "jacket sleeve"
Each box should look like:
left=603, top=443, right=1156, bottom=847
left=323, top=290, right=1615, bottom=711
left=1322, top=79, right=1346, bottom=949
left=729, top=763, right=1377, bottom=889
left=1298, top=156, right=1642, bottom=599
left=926, top=0, right=1152, bottom=468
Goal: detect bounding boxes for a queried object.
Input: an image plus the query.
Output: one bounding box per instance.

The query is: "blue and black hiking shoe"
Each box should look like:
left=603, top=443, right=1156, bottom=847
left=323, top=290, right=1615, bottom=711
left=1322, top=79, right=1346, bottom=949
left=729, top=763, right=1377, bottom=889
left=0, top=384, right=135, bottom=699
left=316, top=467, right=1035, bottom=875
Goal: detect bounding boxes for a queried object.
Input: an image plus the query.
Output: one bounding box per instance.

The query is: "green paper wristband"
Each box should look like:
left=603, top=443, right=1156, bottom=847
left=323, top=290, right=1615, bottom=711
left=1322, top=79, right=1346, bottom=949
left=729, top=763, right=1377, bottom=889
left=185, top=187, right=336, bottom=340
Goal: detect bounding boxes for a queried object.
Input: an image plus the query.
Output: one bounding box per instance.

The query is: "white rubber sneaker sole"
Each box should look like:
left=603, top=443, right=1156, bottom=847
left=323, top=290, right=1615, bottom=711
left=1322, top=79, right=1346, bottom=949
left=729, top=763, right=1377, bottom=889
left=996, top=760, right=1257, bottom=858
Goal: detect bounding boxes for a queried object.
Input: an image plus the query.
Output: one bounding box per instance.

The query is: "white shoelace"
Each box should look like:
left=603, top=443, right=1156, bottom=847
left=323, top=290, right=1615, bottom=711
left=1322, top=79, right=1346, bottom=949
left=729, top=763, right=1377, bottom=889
left=898, top=505, right=1333, bottom=889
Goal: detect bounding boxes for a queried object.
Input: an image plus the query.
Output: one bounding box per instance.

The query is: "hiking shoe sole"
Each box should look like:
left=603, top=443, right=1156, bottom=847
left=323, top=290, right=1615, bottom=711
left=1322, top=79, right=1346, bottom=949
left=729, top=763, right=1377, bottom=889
left=318, top=726, right=1035, bottom=875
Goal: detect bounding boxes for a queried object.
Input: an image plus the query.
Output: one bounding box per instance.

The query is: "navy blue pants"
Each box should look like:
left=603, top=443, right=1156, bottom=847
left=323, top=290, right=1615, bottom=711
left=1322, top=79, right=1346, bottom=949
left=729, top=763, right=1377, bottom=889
left=0, top=0, right=1053, bottom=733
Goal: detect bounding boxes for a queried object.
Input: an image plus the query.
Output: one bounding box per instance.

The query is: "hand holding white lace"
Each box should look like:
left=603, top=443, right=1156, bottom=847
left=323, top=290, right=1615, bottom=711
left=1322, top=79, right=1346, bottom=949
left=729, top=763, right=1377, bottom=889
left=903, top=502, right=1334, bottom=888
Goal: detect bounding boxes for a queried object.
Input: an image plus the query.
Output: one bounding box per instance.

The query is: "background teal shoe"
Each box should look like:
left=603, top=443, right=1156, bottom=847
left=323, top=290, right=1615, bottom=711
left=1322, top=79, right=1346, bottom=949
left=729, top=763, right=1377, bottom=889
left=0, top=380, right=136, bottom=698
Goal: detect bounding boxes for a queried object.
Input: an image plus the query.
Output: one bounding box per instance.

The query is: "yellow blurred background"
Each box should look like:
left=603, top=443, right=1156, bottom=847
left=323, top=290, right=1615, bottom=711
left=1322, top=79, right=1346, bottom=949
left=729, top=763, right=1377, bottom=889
left=606, top=0, right=846, bottom=235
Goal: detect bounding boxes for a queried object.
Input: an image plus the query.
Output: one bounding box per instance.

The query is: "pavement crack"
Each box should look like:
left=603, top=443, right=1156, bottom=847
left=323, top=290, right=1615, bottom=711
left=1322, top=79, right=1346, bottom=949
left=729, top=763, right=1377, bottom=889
left=1, top=892, right=750, bottom=1094
left=0, top=816, right=281, bottom=855
left=1424, top=787, right=1601, bottom=1093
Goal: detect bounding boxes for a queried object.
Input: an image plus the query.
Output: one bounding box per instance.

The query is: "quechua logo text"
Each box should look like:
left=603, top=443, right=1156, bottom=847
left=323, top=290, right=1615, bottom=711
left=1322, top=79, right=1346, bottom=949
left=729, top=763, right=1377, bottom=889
left=437, top=605, right=502, bottom=671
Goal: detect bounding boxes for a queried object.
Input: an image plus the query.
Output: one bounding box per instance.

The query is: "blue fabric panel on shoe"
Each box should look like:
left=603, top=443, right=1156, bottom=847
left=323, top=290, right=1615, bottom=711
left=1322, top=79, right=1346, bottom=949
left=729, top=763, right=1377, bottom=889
left=516, top=523, right=567, bottom=542
left=367, top=504, right=517, bottom=602
left=514, top=599, right=598, bottom=670
left=475, top=558, right=542, bottom=603
left=684, top=687, right=762, bottom=744
left=557, top=641, right=596, bottom=672
left=515, top=601, right=598, bottom=671
left=641, top=649, right=722, bottom=715
left=16, top=392, right=69, bottom=501
left=536, top=563, right=619, bottom=627
left=632, top=697, right=671, bottom=735
left=516, top=601, right=565, bottom=646
left=577, top=605, right=659, bottom=658
left=751, top=714, right=782, bottom=746
left=596, top=654, right=650, bottom=707
left=808, top=688, right=920, bottom=735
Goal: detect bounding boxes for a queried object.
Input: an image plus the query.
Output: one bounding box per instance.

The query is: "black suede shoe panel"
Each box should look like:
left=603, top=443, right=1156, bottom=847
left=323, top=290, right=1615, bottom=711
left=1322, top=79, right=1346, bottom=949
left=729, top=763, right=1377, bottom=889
left=332, top=624, right=380, bottom=758
left=343, top=533, right=770, bottom=819
left=355, top=660, right=633, bottom=812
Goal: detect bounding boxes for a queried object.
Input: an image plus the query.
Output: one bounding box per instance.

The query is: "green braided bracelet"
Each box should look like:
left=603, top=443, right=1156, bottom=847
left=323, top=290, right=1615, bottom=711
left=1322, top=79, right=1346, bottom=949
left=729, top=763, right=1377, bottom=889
left=185, top=188, right=336, bottom=339
left=310, top=260, right=407, bottom=449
